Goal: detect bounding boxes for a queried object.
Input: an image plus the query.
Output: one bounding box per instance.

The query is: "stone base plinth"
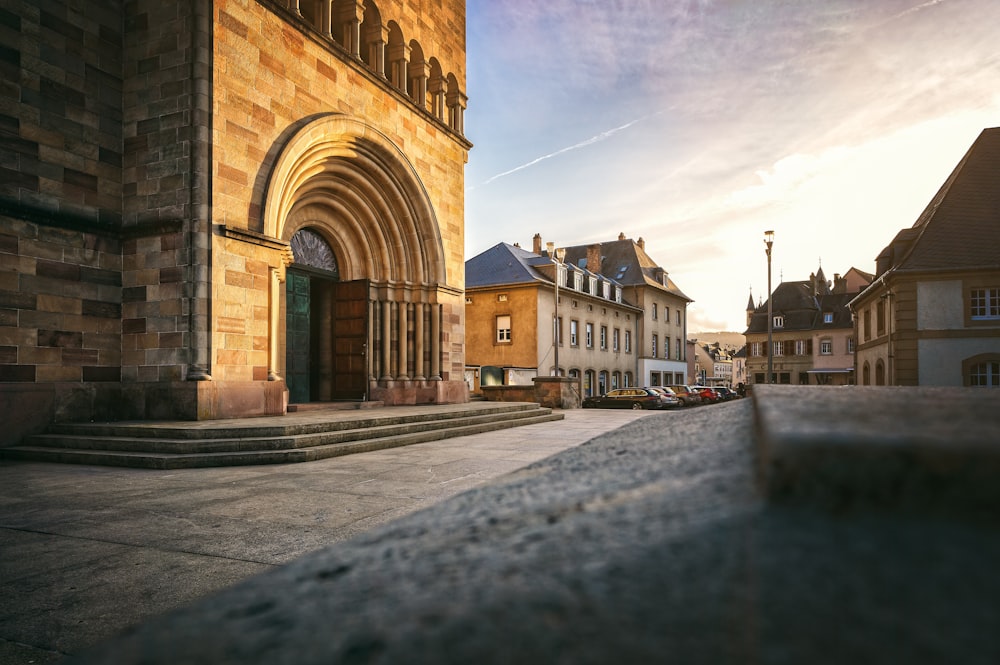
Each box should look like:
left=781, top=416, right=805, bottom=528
left=370, top=379, right=469, bottom=406
left=532, top=377, right=582, bottom=409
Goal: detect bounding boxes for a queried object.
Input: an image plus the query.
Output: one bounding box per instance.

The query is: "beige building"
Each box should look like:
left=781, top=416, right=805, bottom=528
left=465, top=234, right=690, bottom=397
left=851, top=127, right=1000, bottom=386
left=465, top=239, right=641, bottom=396
left=0, top=0, right=471, bottom=446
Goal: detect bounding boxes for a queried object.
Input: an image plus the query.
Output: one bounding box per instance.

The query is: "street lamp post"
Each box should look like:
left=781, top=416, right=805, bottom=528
left=764, top=230, right=774, bottom=384
left=553, top=247, right=566, bottom=376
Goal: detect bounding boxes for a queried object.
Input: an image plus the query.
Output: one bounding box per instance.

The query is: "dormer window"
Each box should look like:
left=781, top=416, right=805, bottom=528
left=773, top=315, right=784, bottom=328
left=589, top=276, right=598, bottom=294
left=823, top=312, right=833, bottom=324
left=573, top=272, right=583, bottom=291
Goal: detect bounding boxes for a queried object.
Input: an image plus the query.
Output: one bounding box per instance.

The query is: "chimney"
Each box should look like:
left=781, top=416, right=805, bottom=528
left=545, top=241, right=554, bottom=257
left=618, top=232, right=625, bottom=241
left=586, top=244, right=601, bottom=274
left=532, top=233, right=542, bottom=254
left=637, top=237, right=645, bottom=250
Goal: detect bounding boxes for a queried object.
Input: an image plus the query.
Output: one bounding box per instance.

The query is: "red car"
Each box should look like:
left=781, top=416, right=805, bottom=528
left=692, top=386, right=719, bottom=403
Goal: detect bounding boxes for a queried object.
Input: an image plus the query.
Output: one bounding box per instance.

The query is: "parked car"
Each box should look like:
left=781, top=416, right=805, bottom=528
left=714, top=386, right=739, bottom=401
left=582, top=388, right=669, bottom=410
left=692, top=386, right=719, bottom=404
left=645, top=387, right=684, bottom=409
left=668, top=385, right=702, bottom=407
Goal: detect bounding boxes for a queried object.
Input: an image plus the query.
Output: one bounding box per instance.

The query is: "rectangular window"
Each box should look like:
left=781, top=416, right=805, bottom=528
left=570, top=319, right=578, bottom=346
left=613, top=328, right=620, bottom=352
left=665, top=336, right=671, bottom=360
left=496, top=315, right=511, bottom=343
left=969, top=361, right=1000, bottom=386
left=820, top=339, right=833, bottom=355
left=586, top=323, right=594, bottom=348
left=600, top=325, right=608, bottom=350
left=651, top=335, right=657, bottom=358
left=863, top=310, right=871, bottom=340
left=971, top=288, right=1000, bottom=319
left=676, top=338, right=681, bottom=360
left=847, top=337, right=855, bottom=353
left=823, top=312, right=834, bottom=324
left=773, top=315, right=784, bottom=328
left=795, top=340, right=807, bottom=356
left=652, top=303, right=658, bottom=320
left=676, top=309, right=681, bottom=325
left=772, top=341, right=784, bottom=357
left=650, top=371, right=661, bottom=387
left=876, top=300, right=885, bottom=335
left=750, top=342, right=762, bottom=356
left=624, top=330, right=632, bottom=353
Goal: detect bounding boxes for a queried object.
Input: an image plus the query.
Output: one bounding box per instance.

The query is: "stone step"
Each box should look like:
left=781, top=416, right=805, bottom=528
left=1, top=403, right=563, bottom=469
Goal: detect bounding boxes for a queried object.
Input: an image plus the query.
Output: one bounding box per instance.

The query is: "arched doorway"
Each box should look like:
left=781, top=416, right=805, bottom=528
left=263, top=113, right=455, bottom=406
left=285, top=228, right=368, bottom=403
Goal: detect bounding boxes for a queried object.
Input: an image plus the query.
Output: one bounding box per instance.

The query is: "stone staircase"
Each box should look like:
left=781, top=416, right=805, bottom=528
left=0, top=402, right=563, bottom=469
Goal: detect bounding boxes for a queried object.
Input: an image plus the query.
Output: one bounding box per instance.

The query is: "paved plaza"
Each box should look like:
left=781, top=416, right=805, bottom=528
left=0, top=408, right=656, bottom=664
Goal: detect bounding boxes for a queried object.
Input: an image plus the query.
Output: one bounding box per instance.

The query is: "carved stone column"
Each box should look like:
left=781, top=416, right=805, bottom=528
left=430, top=303, right=441, bottom=380
left=396, top=301, right=408, bottom=380
left=381, top=299, right=392, bottom=380
left=414, top=302, right=426, bottom=380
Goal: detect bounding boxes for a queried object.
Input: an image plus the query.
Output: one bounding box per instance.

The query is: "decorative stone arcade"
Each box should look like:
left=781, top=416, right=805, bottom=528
left=264, top=114, right=461, bottom=406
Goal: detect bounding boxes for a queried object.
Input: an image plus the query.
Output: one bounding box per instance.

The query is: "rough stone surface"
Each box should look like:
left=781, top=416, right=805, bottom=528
left=71, top=392, right=1000, bottom=664
left=755, top=385, right=1000, bottom=517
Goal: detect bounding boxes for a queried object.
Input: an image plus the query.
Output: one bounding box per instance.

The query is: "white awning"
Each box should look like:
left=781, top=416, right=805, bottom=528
left=806, top=368, right=854, bottom=374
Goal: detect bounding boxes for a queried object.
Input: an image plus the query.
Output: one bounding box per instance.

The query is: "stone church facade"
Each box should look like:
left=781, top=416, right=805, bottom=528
left=0, top=0, right=470, bottom=445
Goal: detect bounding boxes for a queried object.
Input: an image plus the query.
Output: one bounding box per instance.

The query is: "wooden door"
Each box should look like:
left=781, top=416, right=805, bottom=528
left=330, top=279, right=369, bottom=400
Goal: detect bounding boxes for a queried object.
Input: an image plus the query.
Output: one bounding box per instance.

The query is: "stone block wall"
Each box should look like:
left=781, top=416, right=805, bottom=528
left=0, top=2, right=127, bottom=443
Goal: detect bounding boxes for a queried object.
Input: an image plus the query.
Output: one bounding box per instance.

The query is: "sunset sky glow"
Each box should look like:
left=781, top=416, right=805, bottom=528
left=463, top=0, right=1000, bottom=332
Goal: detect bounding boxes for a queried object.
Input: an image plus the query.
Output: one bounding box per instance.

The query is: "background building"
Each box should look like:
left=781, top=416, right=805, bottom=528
left=745, top=267, right=869, bottom=385
left=0, top=0, right=471, bottom=446
left=851, top=127, right=1000, bottom=386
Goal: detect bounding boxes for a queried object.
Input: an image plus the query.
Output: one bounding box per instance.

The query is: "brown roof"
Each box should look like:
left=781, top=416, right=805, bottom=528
left=878, top=127, right=1000, bottom=274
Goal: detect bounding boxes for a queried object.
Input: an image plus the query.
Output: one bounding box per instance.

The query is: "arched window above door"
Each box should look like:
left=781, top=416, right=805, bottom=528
left=290, top=228, right=338, bottom=277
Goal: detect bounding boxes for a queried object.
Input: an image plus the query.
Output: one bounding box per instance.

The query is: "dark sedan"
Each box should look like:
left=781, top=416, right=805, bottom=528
left=582, top=388, right=668, bottom=410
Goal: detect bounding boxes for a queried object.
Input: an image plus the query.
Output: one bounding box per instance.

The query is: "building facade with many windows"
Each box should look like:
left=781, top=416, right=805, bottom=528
left=850, top=127, right=1000, bottom=386
left=464, top=234, right=690, bottom=397
left=561, top=235, right=691, bottom=390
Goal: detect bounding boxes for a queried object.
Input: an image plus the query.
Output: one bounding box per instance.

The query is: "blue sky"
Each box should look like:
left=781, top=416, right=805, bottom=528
left=463, top=0, right=1000, bottom=332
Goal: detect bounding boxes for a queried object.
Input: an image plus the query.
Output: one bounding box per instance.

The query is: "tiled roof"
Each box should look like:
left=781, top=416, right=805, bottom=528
left=560, top=238, right=693, bottom=302
left=879, top=127, right=1000, bottom=274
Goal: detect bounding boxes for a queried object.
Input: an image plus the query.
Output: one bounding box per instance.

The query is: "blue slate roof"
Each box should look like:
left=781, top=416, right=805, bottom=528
left=465, top=243, right=552, bottom=288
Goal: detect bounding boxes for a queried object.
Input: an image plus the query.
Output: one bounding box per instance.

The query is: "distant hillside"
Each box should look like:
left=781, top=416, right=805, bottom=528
left=688, top=331, right=745, bottom=352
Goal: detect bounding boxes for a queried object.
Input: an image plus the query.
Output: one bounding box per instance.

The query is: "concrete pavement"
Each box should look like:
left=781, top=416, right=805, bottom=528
left=0, top=407, right=658, bottom=664
left=66, top=388, right=1000, bottom=665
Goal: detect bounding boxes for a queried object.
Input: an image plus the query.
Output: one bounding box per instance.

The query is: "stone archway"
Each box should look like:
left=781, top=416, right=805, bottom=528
left=264, top=114, right=450, bottom=405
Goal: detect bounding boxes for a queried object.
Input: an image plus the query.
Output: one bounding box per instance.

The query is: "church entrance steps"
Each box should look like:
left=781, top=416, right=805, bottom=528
left=1, top=402, right=563, bottom=470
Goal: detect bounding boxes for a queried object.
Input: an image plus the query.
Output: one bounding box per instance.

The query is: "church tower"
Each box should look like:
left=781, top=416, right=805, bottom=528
left=0, top=0, right=471, bottom=444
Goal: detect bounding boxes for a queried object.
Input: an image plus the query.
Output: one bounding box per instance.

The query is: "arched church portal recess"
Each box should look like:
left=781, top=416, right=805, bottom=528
left=285, top=228, right=368, bottom=403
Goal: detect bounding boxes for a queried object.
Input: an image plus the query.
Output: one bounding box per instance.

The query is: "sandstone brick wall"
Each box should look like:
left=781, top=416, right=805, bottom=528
left=0, top=2, right=128, bottom=441
left=211, top=0, right=469, bottom=385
